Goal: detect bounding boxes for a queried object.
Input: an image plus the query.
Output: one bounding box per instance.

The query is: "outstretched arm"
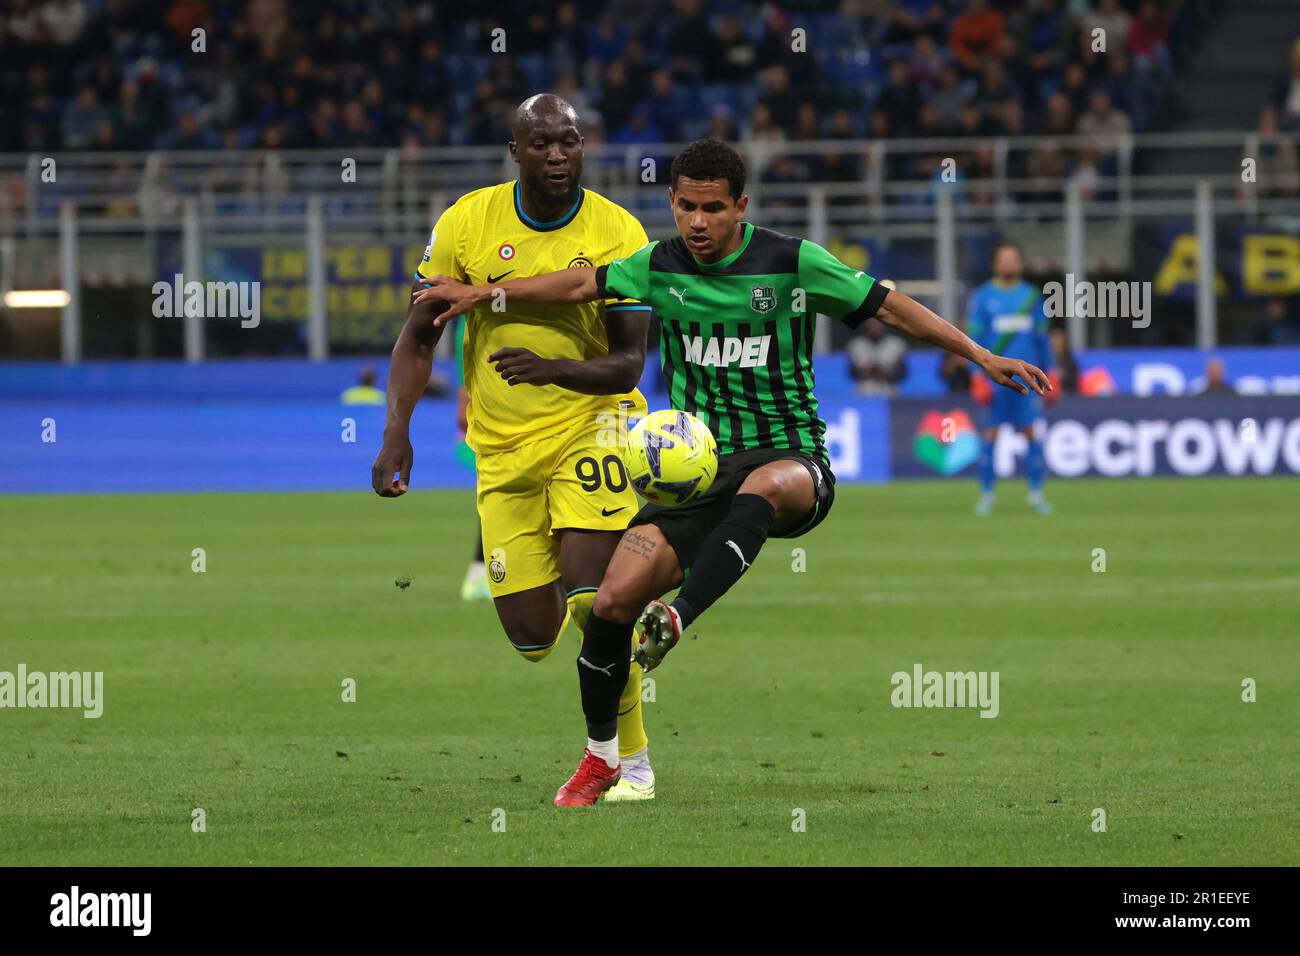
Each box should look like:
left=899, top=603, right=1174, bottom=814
left=413, top=268, right=600, bottom=327
left=875, top=288, right=1051, bottom=396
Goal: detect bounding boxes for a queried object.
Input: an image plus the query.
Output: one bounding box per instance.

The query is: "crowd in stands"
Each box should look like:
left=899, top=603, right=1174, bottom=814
left=3, top=0, right=1209, bottom=184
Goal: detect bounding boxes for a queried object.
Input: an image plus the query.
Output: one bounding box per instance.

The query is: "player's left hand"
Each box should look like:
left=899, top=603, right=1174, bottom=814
left=980, top=354, right=1051, bottom=396
left=1044, top=369, right=1062, bottom=406
left=413, top=276, right=477, bottom=327
left=489, top=347, right=556, bottom=386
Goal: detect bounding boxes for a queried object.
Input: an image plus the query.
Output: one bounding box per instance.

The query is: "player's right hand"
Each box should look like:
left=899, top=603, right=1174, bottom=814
left=371, top=433, right=413, bottom=496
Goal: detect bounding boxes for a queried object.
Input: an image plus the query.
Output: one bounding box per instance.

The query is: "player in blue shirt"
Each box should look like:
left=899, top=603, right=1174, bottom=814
left=966, top=244, right=1055, bottom=515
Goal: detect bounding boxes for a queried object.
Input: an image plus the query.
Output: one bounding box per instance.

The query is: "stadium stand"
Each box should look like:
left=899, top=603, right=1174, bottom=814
left=1, top=0, right=1212, bottom=154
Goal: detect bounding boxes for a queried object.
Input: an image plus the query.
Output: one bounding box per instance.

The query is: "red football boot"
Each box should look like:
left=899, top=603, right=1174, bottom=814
left=554, top=748, right=621, bottom=807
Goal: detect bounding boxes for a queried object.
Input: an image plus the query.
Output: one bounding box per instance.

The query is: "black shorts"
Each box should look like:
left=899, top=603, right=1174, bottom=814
left=628, top=447, right=836, bottom=572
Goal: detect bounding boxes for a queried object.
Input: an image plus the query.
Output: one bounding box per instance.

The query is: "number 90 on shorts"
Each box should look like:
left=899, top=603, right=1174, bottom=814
left=474, top=412, right=644, bottom=597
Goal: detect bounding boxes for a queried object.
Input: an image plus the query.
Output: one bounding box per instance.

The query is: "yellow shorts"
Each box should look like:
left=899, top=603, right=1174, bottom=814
left=476, top=406, right=645, bottom=598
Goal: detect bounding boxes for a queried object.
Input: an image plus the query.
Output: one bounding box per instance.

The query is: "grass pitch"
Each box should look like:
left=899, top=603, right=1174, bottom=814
left=1, top=478, right=1297, bottom=866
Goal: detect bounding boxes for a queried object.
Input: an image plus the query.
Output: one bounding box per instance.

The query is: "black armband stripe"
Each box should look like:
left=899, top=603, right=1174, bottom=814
left=842, top=282, right=890, bottom=329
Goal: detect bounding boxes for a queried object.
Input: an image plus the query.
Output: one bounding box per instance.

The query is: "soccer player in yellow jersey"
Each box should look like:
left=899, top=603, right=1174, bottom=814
left=371, top=95, right=657, bottom=800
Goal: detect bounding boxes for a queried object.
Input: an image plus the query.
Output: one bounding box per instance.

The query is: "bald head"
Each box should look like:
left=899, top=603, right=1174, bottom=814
left=509, top=93, right=585, bottom=213
left=511, top=94, right=580, bottom=142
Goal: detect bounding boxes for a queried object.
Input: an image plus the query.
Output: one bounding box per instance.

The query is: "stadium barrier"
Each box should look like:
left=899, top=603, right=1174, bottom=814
left=2, top=347, right=1296, bottom=400
left=4, top=359, right=1298, bottom=493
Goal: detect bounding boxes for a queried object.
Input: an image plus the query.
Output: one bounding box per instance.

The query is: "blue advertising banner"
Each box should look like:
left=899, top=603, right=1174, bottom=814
left=803, top=347, right=1300, bottom=400
left=4, top=361, right=1299, bottom=493
left=0, top=399, right=475, bottom=494
left=889, top=395, right=1300, bottom=480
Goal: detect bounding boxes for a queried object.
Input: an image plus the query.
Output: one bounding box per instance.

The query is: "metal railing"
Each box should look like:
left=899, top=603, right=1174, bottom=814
left=2, top=130, right=1298, bottom=363
left=3, top=130, right=1297, bottom=236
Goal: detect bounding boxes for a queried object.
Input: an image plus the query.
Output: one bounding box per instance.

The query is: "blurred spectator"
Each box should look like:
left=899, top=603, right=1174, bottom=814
left=1020, top=0, right=1071, bottom=84
left=665, top=0, right=713, bottom=81
left=930, top=65, right=973, bottom=129
left=549, top=3, right=587, bottom=72
left=707, top=104, right=739, bottom=142
left=878, top=59, right=924, bottom=136
left=756, top=4, right=820, bottom=89
left=1049, top=328, right=1078, bottom=394
left=761, top=155, right=812, bottom=210
left=1026, top=140, right=1069, bottom=201
left=1128, top=1, right=1172, bottom=76
left=1059, top=62, right=1092, bottom=118
left=939, top=351, right=972, bottom=393
left=1077, top=90, right=1131, bottom=156
left=165, top=0, right=207, bottom=46
left=552, top=73, right=597, bottom=125
left=1271, top=38, right=1300, bottom=129
left=1198, top=357, right=1234, bottom=395
left=586, top=13, right=628, bottom=68
left=341, top=368, right=385, bottom=406
left=1251, top=105, right=1299, bottom=199
left=911, top=35, right=946, bottom=89
left=849, top=318, right=908, bottom=396
left=1251, top=297, right=1300, bottom=345
left=950, top=0, right=1007, bottom=72
left=793, top=101, right=821, bottom=142
left=867, top=110, right=911, bottom=180
left=758, top=65, right=801, bottom=130
left=598, top=61, right=638, bottom=134
left=1037, top=90, right=1076, bottom=136
left=820, top=108, right=864, bottom=185
left=744, top=102, right=785, bottom=146
left=621, top=39, right=654, bottom=95
left=643, top=70, right=689, bottom=143
left=111, top=81, right=159, bottom=150
left=975, top=57, right=1021, bottom=110
left=486, top=56, right=528, bottom=109
left=1100, top=51, right=1136, bottom=116
left=708, top=16, right=757, bottom=84
left=62, top=86, right=109, bottom=149
left=159, top=109, right=220, bottom=150
left=1081, top=0, right=1131, bottom=57
left=611, top=108, right=665, bottom=146
left=1068, top=147, right=1102, bottom=201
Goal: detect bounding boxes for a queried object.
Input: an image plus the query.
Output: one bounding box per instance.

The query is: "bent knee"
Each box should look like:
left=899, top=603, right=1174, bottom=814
left=505, top=623, right=562, bottom=662
left=592, top=582, right=644, bottom=625
left=739, top=461, right=807, bottom=505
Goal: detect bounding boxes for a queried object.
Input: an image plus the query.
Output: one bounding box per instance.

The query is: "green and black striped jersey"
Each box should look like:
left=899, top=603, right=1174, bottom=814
left=595, top=222, right=888, bottom=462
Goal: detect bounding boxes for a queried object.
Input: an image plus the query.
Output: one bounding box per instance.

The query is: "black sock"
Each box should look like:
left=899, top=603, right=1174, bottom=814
left=577, top=611, right=633, bottom=741
left=672, top=493, right=774, bottom=630
left=473, top=529, right=484, bottom=563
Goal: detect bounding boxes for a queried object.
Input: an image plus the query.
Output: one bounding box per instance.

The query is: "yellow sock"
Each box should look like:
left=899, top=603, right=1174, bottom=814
left=617, top=632, right=648, bottom=758
left=565, top=587, right=597, bottom=638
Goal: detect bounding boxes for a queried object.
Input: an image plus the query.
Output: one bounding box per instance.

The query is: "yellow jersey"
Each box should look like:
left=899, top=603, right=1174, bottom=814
left=416, top=181, right=650, bottom=454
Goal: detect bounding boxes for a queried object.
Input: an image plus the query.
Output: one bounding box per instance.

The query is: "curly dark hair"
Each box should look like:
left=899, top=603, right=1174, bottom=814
left=669, top=139, right=747, bottom=200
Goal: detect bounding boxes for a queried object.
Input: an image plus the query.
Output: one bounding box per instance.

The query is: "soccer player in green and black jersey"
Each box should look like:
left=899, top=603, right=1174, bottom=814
left=415, top=139, right=1049, bottom=805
